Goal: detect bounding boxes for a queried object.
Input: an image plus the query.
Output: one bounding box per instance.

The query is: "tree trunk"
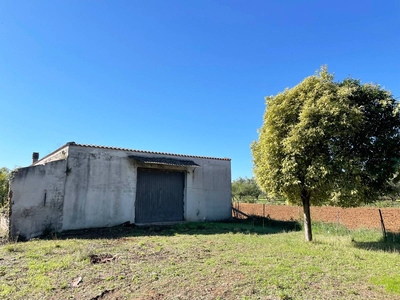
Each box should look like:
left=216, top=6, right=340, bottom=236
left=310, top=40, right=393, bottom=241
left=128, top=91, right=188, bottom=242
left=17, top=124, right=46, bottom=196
left=302, top=190, right=312, bottom=242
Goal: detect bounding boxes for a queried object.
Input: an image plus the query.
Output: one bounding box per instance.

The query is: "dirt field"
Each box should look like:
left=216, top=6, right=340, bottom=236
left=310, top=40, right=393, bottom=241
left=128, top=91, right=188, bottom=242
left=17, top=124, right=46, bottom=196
left=233, top=203, right=400, bottom=232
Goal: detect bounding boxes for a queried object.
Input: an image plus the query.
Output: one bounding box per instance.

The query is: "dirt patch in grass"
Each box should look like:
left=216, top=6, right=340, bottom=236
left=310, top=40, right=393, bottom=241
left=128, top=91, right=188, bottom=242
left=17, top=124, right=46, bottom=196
left=90, top=254, right=118, bottom=264
left=90, top=288, right=121, bottom=300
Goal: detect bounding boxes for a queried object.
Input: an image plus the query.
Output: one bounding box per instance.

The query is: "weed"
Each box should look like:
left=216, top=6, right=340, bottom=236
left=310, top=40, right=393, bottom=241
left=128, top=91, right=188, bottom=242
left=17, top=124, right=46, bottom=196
left=4, top=243, right=22, bottom=253
left=42, top=223, right=54, bottom=237
left=278, top=291, right=293, bottom=300
left=75, top=242, right=97, bottom=261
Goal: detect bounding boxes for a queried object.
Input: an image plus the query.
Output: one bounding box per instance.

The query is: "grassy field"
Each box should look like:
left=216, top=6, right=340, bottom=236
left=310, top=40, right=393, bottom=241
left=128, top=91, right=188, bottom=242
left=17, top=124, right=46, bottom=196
left=0, top=219, right=399, bottom=300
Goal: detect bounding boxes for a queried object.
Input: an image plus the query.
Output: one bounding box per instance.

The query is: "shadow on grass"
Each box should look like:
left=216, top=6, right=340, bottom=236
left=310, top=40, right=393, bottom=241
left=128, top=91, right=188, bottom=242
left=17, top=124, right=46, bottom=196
left=39, top=217, right=301, bottom=241
left=352, top=232, right=400, bottom=252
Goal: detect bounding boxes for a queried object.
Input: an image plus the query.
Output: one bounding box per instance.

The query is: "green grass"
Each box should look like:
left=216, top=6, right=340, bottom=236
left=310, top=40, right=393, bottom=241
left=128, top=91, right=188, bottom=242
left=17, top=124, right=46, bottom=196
left=0, top=219, right=399, bottom=299
left=363, top=199, right=400, bottom=208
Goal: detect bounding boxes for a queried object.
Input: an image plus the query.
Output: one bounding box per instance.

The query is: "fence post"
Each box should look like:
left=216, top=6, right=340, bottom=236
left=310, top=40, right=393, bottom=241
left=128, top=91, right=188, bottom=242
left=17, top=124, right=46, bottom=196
left=378, top=209, right=387, bottom=241
left=263, top=204, right=265, bottom=228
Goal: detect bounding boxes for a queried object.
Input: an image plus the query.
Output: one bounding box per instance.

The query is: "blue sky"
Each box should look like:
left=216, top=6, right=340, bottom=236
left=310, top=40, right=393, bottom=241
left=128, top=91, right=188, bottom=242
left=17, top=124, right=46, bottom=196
left=1, top=0, right=399, bottom=179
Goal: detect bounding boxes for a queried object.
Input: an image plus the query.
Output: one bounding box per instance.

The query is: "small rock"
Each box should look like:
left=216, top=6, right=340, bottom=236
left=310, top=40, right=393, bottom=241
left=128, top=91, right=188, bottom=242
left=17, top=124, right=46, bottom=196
left=71, top=276, right=82, bottom=287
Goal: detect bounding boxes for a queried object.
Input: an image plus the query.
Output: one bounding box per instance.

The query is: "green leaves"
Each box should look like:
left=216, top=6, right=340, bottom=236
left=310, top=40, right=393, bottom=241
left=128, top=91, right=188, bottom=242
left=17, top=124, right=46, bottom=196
left=232, top=177, right=263, bottom=202
left=252, top=67, right=400, bottom=207
left=0, top=168, right=10, bottom=207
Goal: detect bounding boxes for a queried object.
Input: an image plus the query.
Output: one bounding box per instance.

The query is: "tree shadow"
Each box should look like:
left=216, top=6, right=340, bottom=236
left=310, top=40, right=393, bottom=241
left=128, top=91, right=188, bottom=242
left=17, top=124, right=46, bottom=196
left=39, top=217, right=302, bottom=241
left=245, top=215, right=302, bottom=232
left=352, top=232, right=400, bottom=252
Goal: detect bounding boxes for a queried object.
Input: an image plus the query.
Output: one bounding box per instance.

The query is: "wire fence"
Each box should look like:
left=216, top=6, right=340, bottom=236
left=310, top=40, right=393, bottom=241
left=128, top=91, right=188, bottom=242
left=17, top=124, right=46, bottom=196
left=232, top=202, right=400, bottom=232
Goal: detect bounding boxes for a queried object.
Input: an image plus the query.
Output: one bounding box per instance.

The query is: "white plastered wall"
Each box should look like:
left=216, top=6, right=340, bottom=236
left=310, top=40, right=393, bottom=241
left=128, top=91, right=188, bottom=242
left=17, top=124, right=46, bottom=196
left=61, top=147, right=137, bottom=230
left=9, top=160, right=67, bottom=240
left=184, top=158, right=232, bottom=221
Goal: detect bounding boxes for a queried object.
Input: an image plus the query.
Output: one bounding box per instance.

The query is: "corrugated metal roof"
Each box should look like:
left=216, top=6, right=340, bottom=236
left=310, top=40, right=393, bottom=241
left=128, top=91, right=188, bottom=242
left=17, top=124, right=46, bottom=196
left=33, top=142, right=231, bottom=165
left=129, top=155, right=200, bottom=167
left=70, top=142, right=231, bottom=161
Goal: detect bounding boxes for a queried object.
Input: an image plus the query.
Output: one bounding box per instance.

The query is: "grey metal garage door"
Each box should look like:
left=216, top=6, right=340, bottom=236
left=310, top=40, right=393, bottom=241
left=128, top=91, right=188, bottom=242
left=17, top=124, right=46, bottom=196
left=135, top=168, right=184, bottom=223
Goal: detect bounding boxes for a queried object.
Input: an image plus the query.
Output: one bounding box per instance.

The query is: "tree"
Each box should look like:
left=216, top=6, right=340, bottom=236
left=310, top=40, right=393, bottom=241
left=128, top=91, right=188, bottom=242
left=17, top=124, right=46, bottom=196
left=232, top=177, right=262, bottom=202
left=0, top=167, right=10, bottom=207
left=251, top=67, right=400, bottom=241
left=385, top=178, right=400, bottom=202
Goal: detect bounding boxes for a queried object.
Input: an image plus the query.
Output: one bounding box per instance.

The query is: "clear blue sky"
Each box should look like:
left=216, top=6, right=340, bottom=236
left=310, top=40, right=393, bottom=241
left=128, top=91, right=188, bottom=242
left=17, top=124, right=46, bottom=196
left=1, top=0, right=399, bottom=179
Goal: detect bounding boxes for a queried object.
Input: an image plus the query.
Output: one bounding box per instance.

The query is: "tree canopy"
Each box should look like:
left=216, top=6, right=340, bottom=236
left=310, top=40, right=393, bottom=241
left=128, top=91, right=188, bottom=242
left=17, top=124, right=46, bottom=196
left=252, top=66, right=400, bottom=241
left=0, top=167, right=10, bottom=207
left=232, top=177, right=263, bottom=202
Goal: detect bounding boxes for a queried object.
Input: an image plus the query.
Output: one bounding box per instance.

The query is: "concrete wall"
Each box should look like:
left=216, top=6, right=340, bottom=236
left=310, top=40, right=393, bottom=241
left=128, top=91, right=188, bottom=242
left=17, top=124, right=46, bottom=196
left=9, top=160, right=67, bottom=240
left=62, top=147, right=137, bottom=230
left=185, top=158, right=232, bottom=221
